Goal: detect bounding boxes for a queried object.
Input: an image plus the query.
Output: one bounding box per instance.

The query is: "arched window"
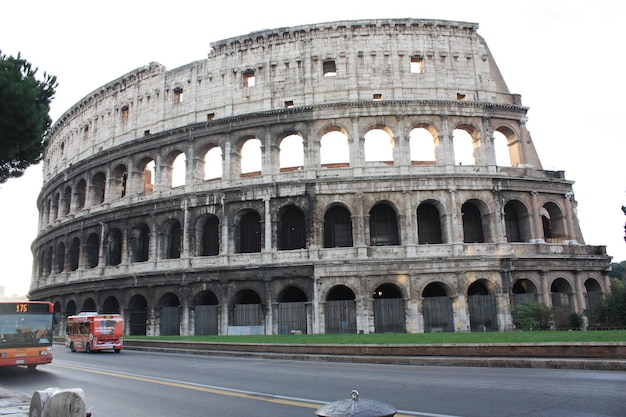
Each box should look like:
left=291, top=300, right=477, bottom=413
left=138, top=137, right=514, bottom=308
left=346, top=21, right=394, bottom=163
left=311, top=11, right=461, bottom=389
left=91, top=172, right=106, bottom=205
left=542, top=202, right=566, bottom=242
left=417, top=202, right=443, bottom=244
left=166, top=220, right=182, bottom=259
left=369, top=203, right=399, bottom=246
left=238, top=211, right=261, bottom=253
left=364, top=128, right=394, bottom=162
left=75, top=179, right=86, bottom=209
left=200, top=215, right=219, bottom=256
left=69, top=237, right=80, bottom=271
left=409, top=127, right=436, bottom=164
left=55, top=242, right=65, bottom=273
left=453, top=129, right=475, bottom=165
left=204, top=147, right=223, bottom=180
left=323, top=206, right=353, bottom=248
left=62, top=186, right=72, bottom=215
left=241, top=138, right=262, bottom=175
left=504, top=200, right=531, bottom=242
left=106, top=229, right=123, bottom=266
left=170, top=153, right=186, bottom=188
left=141, top=159, right=155, bottom=194
left=86, top=233, right=100, bottom=268
left=278, top=206, right=306, bottom=250
left=130, top=223, right=150, bottom=262
left=462, top=202, right=484, bottom=243
left=320, top=130, right=350, bottom=167
left=279, top=134, right=304, bottom=171
left=493, top=131, right=512, bottom=166
left=111, top=164, right=128, bottom=199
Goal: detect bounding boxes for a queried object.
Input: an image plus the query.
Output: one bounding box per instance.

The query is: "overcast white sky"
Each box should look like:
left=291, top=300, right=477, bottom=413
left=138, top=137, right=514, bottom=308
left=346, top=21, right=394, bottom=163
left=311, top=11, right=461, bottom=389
left=1, top=0, right=624, bottom=296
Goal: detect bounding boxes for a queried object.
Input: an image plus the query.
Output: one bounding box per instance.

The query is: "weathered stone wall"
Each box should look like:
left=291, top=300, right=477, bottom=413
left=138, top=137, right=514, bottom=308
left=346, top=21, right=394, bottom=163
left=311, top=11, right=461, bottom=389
left=31, top=19, right=610, bottom=337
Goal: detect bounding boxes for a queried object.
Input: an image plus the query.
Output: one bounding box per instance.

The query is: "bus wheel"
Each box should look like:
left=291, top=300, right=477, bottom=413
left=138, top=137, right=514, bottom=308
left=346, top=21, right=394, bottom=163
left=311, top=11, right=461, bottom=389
left=27, top=364, right=37, bottom=371
left=114, top=349, right=121, bottom=354
left=85, top=343, right=91, bottom=353
left=70, top=342, right=76, bottom=352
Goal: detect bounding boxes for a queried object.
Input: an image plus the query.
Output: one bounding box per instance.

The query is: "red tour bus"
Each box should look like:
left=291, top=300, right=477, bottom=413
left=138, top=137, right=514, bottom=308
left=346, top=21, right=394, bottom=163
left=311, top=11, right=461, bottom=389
left=0, top=301, right=54, bottom=369
left=66, top=312, right=123, bottom=353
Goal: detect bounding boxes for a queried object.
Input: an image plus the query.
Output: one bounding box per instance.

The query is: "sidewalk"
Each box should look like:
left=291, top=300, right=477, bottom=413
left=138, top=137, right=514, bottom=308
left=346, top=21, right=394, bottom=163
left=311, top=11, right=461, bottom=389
left=0, top=387, right=29, bottom=417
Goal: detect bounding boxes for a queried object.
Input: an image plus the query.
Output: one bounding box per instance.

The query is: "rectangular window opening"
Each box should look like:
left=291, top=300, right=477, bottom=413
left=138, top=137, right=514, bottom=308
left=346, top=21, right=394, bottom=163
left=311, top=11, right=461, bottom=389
left=173, top=87, right=184, bottom=103
left=121, top=106, right=129, bottom=122
left=207, top=113, right=215, bottom=121
left=284, top=100, right=294, bottom=108
left=244, top=70, right=256, bottom=87
left=410, top=56, right=425, bottom=74
left=373, top=93, right=383, bottom=101
left=323, top=60, right=337, bottom=77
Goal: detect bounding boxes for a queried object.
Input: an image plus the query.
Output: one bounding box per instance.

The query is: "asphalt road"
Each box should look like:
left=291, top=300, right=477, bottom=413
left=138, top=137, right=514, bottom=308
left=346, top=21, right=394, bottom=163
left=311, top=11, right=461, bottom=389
left=1, top=347, right=625, bottom=417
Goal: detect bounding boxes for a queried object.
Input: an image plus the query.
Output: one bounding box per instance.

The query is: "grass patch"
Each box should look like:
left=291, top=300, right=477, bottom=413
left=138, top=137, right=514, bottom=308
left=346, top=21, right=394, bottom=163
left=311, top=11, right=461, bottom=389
left=126, top=330, right=626, bottom=345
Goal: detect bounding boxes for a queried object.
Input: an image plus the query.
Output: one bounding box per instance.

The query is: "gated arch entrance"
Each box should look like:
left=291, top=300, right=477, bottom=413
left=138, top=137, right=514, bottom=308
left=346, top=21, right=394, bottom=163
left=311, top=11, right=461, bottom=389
left=422, top=282, right=454, bottom=332
left=194, top=290, right=219, bottom=335
left=511, top=278, right=539, bottom=305
left=277, top=286, right=308, bottom=334
left=467, top=280, right=498, bottom=332
left=325, top=285, right=356, bottom=334
left=127, top=294, right=147, bottom=335
left=373, top=283, right=406, bottom=333
left=158, top=292, right=180, bottom=336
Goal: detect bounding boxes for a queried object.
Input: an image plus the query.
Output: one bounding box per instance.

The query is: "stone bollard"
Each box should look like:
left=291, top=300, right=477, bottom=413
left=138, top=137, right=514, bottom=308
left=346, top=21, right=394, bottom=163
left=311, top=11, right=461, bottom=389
left=29, top=388, right=87, bottom=417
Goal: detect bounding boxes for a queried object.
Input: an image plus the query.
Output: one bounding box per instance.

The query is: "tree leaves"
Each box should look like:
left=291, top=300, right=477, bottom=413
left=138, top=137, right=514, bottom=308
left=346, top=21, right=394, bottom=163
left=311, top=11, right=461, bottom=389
left=0, top=51, right=57, bottom=183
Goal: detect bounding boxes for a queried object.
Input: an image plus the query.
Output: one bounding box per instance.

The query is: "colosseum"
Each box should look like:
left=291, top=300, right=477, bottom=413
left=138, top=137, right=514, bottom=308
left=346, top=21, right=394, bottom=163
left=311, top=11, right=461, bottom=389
left=30, top=18, right=611, bottom=336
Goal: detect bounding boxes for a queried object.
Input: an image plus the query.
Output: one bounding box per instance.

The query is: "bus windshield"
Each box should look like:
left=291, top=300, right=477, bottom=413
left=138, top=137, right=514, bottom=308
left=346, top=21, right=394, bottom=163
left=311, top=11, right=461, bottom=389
left=0, top=313, right=53, bottom=348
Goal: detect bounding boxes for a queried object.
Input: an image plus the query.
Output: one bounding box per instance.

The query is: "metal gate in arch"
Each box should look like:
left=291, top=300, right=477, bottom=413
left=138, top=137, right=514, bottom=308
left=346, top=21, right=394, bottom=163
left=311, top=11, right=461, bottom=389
left=277, top=302, right=307, bottom=334
left=468, top=294, right=498, bottom=331
left=160, top=306, right=180, bottom=336
left=325, top=299, right=357, bottom=334
left=373, top=298, right=406, bottom=333
left=194, top=305, right=218, bottom=335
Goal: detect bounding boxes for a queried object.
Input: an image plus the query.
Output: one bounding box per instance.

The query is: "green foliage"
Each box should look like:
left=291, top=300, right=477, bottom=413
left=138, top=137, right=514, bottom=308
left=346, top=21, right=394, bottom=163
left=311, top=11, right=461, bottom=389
left=609, top=260, right=626, bottom=284
left=511, top=301, right=553, bottom=331
left=587, top=279, right=626, bottom=328
left=0, top=51, right=57, bottom=183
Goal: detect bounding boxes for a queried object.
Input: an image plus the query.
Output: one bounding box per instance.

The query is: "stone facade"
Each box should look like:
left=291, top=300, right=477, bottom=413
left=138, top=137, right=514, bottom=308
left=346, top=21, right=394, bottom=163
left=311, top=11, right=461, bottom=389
left=30, top=19, right=611, bottom=336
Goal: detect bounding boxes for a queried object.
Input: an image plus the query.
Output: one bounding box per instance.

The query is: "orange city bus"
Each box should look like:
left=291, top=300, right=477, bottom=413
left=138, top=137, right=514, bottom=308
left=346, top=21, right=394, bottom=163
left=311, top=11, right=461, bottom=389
left=66, top=312, right=123, bottom=353
left=0, top=301, right=54, bottom=369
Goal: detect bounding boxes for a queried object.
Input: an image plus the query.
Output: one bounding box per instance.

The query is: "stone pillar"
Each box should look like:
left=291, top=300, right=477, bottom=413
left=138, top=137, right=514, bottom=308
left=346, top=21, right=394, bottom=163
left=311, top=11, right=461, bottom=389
left=540, top=271, right=551, bottom=306
left=438, top=115, right=455, bottom=166
left=530, top=191, right=543, bottom=242
left=574, top=270, right=585, bottom=312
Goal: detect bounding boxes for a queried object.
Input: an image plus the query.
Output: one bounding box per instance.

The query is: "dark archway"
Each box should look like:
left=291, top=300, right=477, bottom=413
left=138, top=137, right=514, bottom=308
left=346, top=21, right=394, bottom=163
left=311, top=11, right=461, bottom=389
left=238, top=211, right=262, bottom=253
left=422, top=282, right=454, bottom=332
left=467, top=280, right=498, bottom=332
left=462, top=202, right=484, bottom=243
left=102, top=296, right=120, bottom=314
left=158, top=292, right=181, bottom=336
left=511, top=278, right=539, bottom=305
left=373, top=283, right=406, bottom=333
left=127, top=294, right=148, bottom=336
left=369, top=203, right=399, bottom=246
left=81, top=298, right=96, bottom=312
left=278, top=206, right=306, bottom=250
left=325, top=285, right=356, bottom=334
left=277, top=286, right=308, bottom=334
left=323, top=205, right=353, bottom=248
left=194, top=290, right=219, bottom=336
left=231, top=289, right=263, bottom=329
left=417, top=202, right=443, bottom=244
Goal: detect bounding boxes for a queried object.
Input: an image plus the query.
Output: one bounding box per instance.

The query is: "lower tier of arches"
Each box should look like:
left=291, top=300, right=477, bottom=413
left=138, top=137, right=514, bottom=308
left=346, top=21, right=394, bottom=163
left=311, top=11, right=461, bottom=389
left=37, top=263, right=610, bottom=337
